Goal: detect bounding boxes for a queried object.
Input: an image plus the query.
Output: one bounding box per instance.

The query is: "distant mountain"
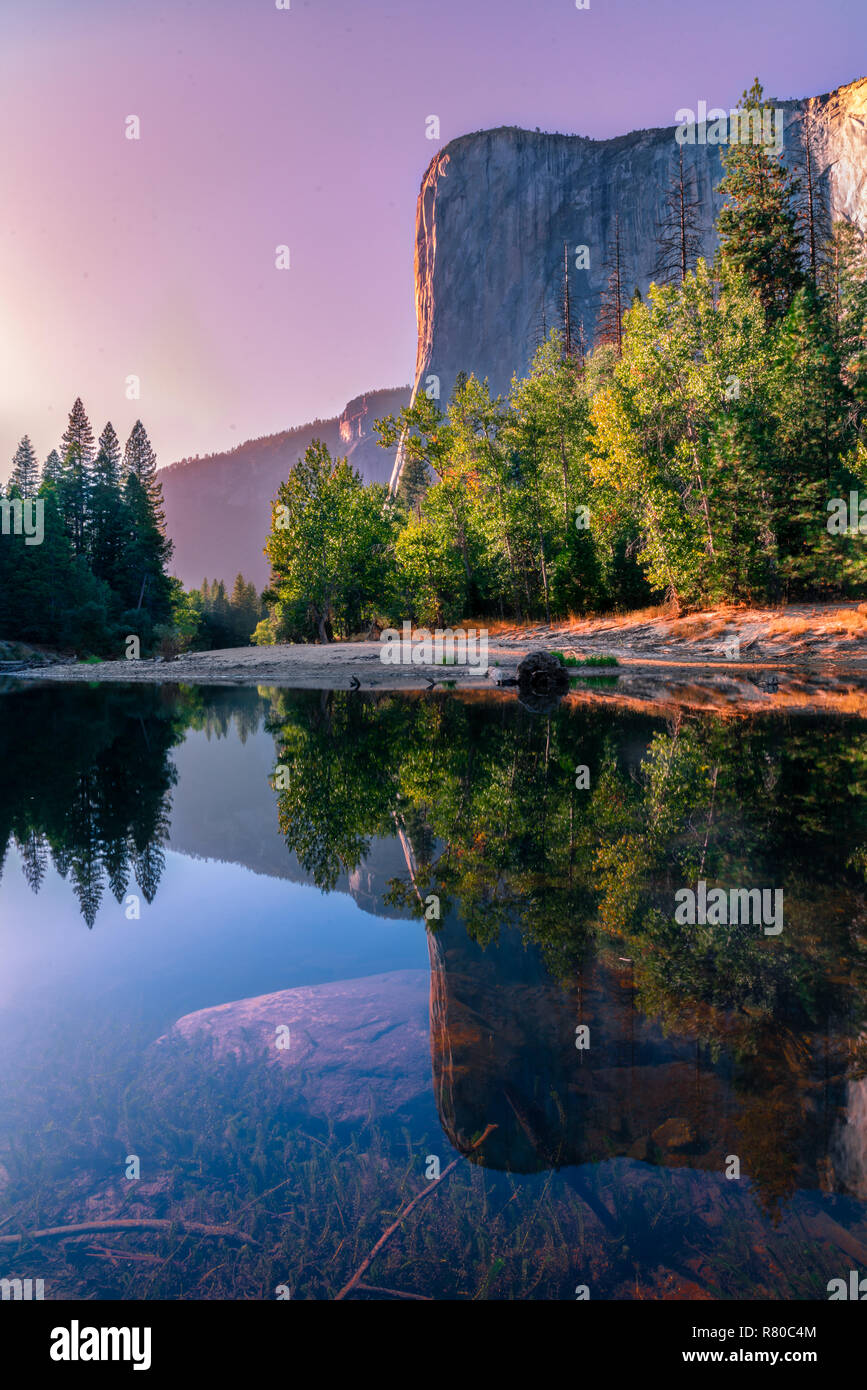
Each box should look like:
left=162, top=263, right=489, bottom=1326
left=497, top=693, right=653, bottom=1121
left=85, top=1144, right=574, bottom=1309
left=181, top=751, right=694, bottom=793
left=160, top=385, right=411, bottom=588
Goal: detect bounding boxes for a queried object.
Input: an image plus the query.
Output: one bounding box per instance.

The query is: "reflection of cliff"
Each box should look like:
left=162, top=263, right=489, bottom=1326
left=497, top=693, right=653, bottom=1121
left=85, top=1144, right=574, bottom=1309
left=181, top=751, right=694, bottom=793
left=427, top=911, right=736, bottom=1174
left=426, top=912, right=853, bottom=1196
left=147, top=900, right=860, bottom=1203
left=163, top=696, right=866, bottom=1197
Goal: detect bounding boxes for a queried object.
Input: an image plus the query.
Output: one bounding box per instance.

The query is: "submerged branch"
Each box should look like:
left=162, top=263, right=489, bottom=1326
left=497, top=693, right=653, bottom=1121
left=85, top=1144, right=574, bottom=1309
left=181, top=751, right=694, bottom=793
left=0, top=1218, right=259, bottom=1247
left=335, top=1123, right=498, bottom=1300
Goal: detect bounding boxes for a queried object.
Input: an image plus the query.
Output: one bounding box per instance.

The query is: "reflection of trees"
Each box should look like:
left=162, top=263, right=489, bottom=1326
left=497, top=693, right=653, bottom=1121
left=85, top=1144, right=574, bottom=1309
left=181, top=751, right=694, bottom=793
left=180, top=686, right=269, bottom=743
left=0, top=686, right=187, bottom=927
left=0, top=686, right=272, bottom=927
left=266, top=691, right=413, bottom=891
left=268, top=691, right=867, bottom=1209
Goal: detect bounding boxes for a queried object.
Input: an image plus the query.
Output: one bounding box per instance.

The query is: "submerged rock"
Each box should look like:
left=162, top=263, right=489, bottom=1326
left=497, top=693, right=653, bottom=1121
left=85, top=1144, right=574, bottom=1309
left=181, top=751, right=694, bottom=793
left=150, top=970, right=431, bottom=1123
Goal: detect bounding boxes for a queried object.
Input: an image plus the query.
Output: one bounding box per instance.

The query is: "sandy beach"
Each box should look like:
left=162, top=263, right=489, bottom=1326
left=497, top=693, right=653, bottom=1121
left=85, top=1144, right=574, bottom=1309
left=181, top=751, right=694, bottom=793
left=8, top=602, right=867, bottom=716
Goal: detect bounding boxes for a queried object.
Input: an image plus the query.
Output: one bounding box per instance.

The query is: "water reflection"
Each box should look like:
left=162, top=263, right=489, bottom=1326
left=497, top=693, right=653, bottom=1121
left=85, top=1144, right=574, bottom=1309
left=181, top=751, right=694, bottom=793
left=1, top=682, right=867, bottom=1298
left=266, top=690, right=867, bottom=1213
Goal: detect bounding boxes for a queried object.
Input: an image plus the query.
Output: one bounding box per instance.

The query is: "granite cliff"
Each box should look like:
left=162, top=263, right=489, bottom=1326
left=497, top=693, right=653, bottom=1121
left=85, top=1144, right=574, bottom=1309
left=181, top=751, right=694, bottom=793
left=399, top=74, right=867, bottom=491
left=160, top=77, right=867, bottom=580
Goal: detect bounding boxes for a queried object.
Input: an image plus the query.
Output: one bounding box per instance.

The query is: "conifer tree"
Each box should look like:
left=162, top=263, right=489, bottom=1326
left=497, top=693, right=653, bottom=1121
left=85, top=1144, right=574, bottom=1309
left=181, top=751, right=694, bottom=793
left=41, top=449, right=62, bottom=486
left=94, top=421, right=122, bottom=487
left=90, top=422, right=127, bottom=588
left=123, top=420, right=165, bottom=523
left=717, top=80, right=804, bottom=321
left=821, top=220, right=867, bottom=416
left=10, top=436, right=39, bottom=497
left=797, top=107, right=832, bottom=285
left=120, top=471, right=174, bottom=623
left=58, top=397, right=96, bottom=554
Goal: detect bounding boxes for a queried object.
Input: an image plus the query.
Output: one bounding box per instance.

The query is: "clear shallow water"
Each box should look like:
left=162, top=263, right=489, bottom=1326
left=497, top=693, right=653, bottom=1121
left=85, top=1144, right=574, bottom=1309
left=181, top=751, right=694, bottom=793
left=1, top=681, right=866, bottom=1300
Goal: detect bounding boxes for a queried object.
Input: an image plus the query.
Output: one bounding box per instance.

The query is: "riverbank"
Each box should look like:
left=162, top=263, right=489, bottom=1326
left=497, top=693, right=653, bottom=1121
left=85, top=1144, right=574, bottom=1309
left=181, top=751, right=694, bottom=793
left=7, top=601, right=867, bottom=715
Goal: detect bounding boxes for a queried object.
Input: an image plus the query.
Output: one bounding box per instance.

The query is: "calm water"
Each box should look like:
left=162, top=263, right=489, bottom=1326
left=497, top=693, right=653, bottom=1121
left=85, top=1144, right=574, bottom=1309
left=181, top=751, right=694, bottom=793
left=1, top=681, right=866, bottom=1300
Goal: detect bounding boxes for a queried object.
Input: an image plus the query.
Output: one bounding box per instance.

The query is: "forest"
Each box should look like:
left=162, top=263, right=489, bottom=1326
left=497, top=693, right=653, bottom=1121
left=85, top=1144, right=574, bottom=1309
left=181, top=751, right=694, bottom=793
left=4, top=84, right=866, bottom=655
left=0, top=401, right=263, bottom=657
left=260, top=84, right=867, bottom=643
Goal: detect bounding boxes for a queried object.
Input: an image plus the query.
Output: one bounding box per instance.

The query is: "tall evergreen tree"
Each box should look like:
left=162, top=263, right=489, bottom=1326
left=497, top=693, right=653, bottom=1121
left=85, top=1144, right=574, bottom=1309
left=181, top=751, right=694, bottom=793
left=94, top=421, right=122, bottom=487
left=58, top=397, right=95, bottom=555
left=716, top=80, right=804, bottom=321
left=123, top=419, right=166, bottom=525
left=89, top=422, right=127, bottom=588
left=41, top=448, right=62, bottom=486
left=796, top=107, right=832, bottom=285
left=10, top=436, right=39, bottom=497
left=120, top=471, right=174, bottom=623
left=821, top=220, right=867, bottom=417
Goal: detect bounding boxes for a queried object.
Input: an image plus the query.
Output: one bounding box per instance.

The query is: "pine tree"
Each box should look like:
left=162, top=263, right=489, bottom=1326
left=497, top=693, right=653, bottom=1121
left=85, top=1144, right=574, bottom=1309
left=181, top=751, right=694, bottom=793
left=398, top=454, right=430, bottom=519
left=823, top=221, right=867, bottom=415
left=41, top=449, right=62, bottom=486
left=117, top=421, right=173, bottom=625
left=10, top=436, right=39, bottom=496
left=716, top=80, right=804, bottom=321
left=655, top=147, right=703, bottom=285
left=58, top=397, right=95, bottom=554
left=16, top=831, right=48, bottom=894
left=94, top=421, right=121, bottom=488
left=123, top=420, right=165, bottom=523
left=772, top=283, right=849, bottom=592
left=61, top=396, right=95, bottom=468
left=90, top=422, right=127, bottom=588
left=120, top=471, right=174, bottom=622
left=797, top=106, right=832, bottom=286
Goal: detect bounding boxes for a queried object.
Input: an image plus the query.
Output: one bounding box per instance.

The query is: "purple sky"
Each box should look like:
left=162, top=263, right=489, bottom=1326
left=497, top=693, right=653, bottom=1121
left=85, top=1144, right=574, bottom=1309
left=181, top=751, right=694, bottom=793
left=1, top=0, right=865, bottom=477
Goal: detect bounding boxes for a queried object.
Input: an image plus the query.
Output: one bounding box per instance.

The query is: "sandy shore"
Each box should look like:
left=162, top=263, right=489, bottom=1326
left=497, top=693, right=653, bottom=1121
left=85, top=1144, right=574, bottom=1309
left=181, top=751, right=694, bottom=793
left=8, top=601, right=867, bottom=716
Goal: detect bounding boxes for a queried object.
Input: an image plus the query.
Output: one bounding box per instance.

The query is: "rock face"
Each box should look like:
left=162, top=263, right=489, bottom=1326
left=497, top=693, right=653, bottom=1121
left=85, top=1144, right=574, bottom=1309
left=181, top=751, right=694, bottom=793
left=403, top=76, right=867, bottom=457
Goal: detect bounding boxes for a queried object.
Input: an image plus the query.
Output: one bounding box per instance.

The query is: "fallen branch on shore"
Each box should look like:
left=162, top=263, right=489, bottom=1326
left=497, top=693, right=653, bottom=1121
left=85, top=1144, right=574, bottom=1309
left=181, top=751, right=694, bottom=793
left=335, top=1123, right=497, bottom=1300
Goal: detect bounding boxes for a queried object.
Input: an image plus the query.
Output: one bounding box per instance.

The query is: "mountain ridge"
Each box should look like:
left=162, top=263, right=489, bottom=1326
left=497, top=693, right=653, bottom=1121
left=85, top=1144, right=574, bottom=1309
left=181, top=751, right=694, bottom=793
left=160, top=383, right=411, bottom=587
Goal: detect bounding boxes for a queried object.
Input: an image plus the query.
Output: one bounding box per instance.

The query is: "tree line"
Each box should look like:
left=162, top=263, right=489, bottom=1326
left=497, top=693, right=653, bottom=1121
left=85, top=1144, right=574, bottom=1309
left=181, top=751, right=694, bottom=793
left=261, top=82, right=867, bottom=640
left=0, top=401, right=175, bottom=654
left=1, top=400, right=264, bottom=656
